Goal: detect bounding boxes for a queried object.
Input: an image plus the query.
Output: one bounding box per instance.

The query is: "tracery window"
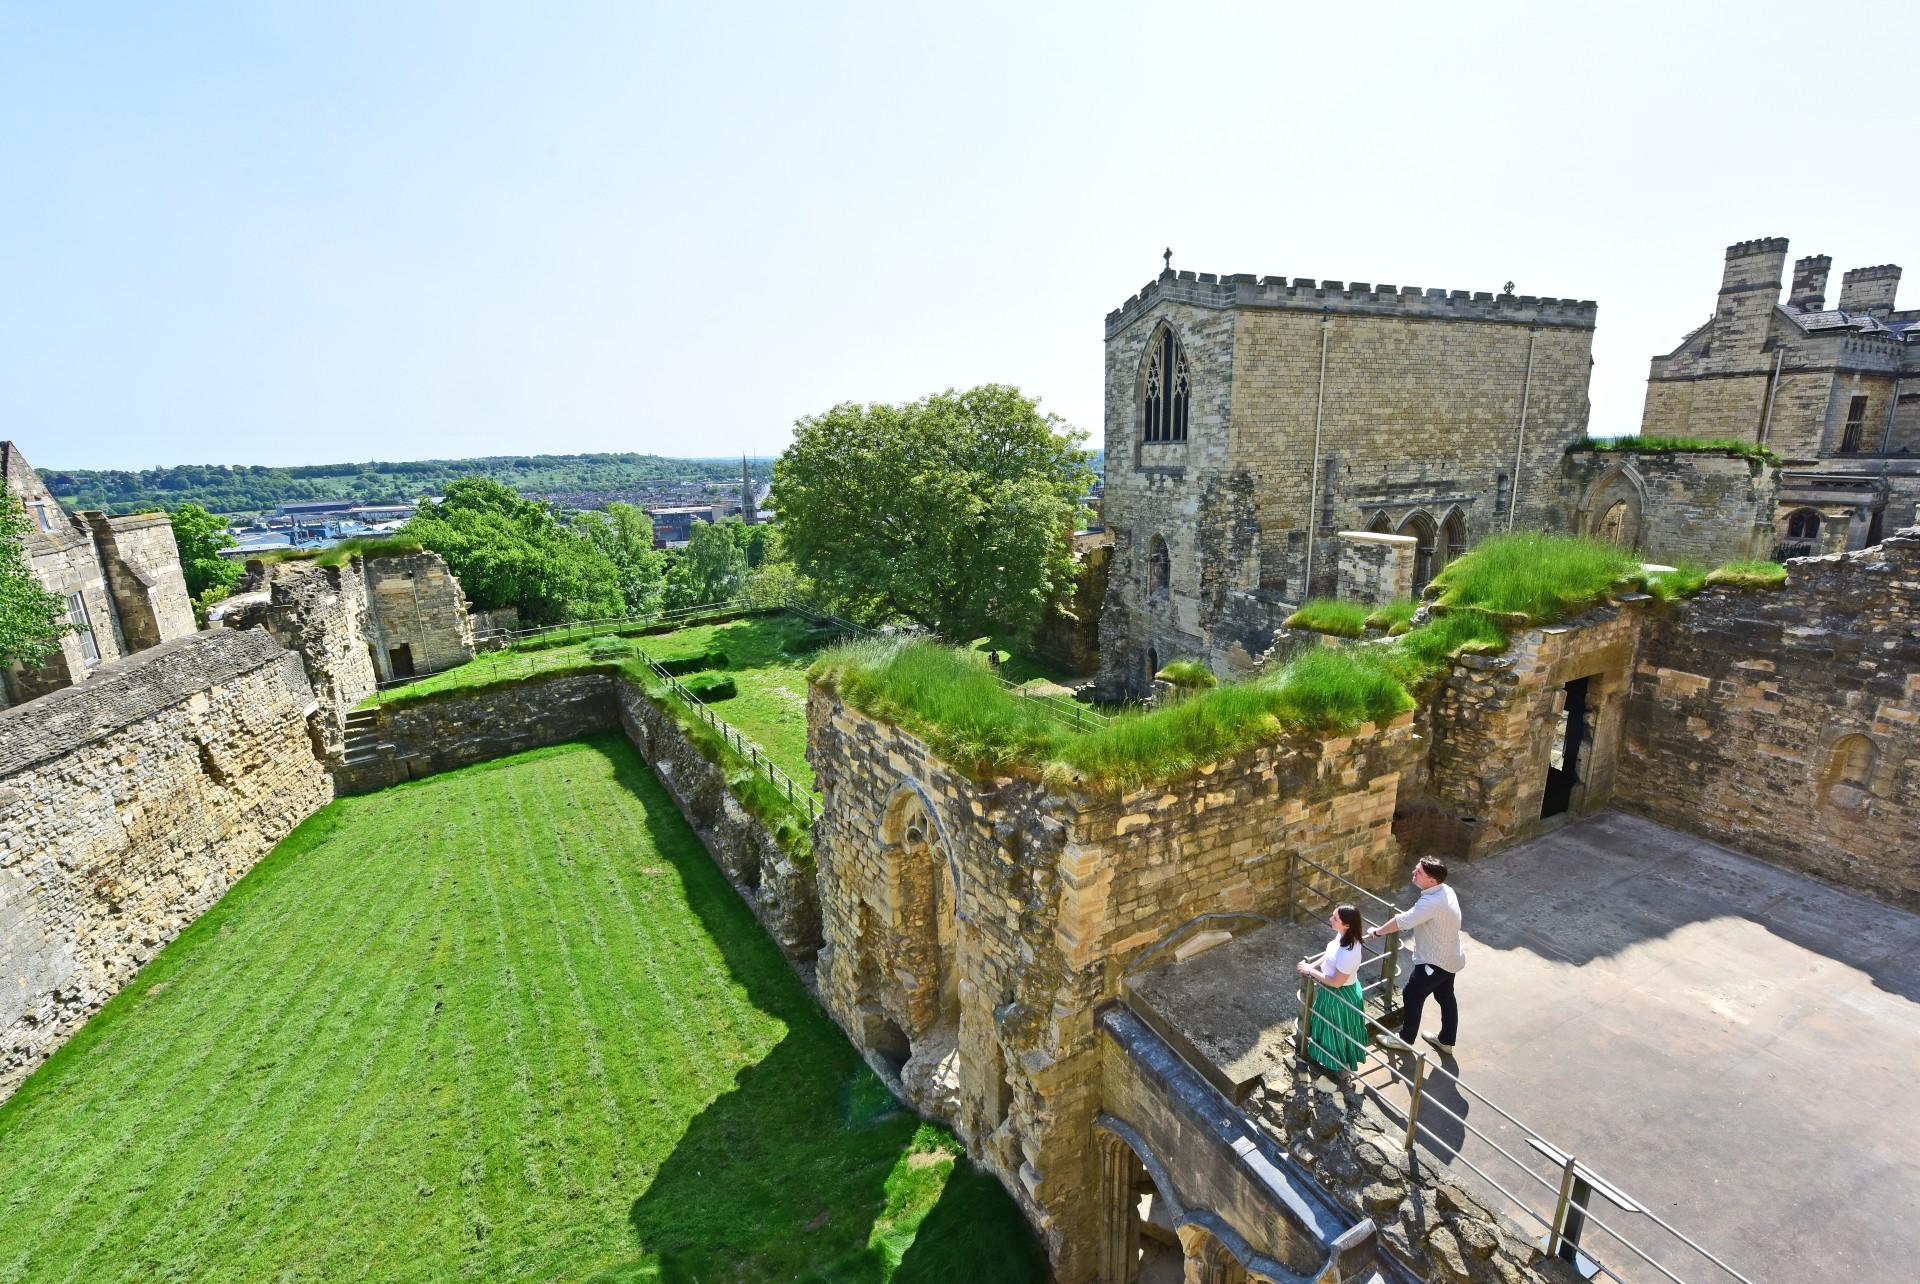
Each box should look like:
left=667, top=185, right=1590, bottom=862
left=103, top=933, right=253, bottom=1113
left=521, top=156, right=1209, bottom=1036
left=1142, top=326, right=1190, bottom=443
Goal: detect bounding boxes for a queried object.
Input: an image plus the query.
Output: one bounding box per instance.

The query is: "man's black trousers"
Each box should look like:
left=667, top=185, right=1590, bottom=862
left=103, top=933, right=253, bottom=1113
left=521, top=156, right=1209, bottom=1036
left=1398, top=962, right=1458, bottom=1045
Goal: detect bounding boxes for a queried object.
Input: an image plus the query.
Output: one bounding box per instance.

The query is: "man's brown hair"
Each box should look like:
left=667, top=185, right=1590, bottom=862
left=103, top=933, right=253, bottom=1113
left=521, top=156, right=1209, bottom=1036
left=1417, top=856, right=1449, bottom=884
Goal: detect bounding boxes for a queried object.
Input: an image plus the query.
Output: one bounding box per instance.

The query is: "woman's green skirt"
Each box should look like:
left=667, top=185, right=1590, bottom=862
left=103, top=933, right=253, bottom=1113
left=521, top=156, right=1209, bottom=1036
left=1307, top=980, right=1369, bottom=1073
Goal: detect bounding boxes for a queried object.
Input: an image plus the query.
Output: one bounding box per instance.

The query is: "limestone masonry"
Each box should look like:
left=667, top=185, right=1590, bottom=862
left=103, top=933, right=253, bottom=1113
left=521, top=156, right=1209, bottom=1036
left=0, top=629, right=331, bottom=1099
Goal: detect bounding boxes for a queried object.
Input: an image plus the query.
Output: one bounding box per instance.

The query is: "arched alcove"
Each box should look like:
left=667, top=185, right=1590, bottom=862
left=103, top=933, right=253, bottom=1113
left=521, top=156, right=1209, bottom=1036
left=1397, top=509, right=1438, bottom=593
left=1147, top=534, right=1171, bottom=596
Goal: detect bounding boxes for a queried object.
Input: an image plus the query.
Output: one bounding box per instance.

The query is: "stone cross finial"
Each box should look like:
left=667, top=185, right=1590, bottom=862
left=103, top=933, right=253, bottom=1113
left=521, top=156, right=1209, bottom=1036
left=1164, top=247, right=1173, bottom=272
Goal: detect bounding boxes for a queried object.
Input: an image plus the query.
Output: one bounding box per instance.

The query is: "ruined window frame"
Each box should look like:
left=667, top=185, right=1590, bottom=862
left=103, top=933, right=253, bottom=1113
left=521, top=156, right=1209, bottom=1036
left=1140, top=326, right=1190, bottom=444
left=1146, top=533, right=1171, bottom=596
left=66, top=592, right=100, bottom=665
left=1785, top=508, right=1820, bottom=540
left=1822, top=733, right=1875, bottom=805
left=1840, top=395, right=1868, bottom=453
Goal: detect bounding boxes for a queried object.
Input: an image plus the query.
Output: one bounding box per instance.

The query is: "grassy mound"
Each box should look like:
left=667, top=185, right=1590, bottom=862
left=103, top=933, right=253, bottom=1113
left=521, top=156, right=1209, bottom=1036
left=1285, top=598, right=1370, bottom=638
left=1705, top=560, right=1788, bottom=589
left=1363, top=601, right=1420, bottom=635
left=1153, top=659, right=1217, bottom=690
left=1425, top=532, right=1641, bottom=623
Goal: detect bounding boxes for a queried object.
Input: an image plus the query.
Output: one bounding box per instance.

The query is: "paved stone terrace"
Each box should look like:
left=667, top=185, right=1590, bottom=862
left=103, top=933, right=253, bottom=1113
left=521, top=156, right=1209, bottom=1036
left=1129, top=811, right=1920, bottom=1284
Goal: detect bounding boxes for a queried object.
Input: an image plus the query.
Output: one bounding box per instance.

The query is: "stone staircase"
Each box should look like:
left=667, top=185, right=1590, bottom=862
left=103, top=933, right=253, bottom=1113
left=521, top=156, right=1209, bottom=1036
left=340, top=709, right=389, bottom=769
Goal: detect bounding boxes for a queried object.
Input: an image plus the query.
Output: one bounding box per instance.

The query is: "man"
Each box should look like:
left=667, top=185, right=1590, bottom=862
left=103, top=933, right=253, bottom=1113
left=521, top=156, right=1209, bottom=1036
left=1367, top=856, right=1465, bottom=1055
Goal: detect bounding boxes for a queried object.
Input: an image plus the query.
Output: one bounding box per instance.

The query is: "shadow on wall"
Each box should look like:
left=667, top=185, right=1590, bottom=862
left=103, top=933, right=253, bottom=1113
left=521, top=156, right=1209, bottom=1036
left=1453, top=810, right=1920, bottom=1007
left=576, top=745, right=1044, bottom=1283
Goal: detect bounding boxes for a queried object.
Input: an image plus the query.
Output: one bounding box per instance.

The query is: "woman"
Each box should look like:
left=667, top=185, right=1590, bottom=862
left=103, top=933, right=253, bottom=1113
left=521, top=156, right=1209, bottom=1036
left=1295, top=904, right=1369, bottom=1077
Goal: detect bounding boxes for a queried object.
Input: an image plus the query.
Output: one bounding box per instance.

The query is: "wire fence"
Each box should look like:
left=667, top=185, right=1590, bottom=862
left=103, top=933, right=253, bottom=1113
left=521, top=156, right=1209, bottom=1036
left=1285, top=854, right=1757, bottom=1284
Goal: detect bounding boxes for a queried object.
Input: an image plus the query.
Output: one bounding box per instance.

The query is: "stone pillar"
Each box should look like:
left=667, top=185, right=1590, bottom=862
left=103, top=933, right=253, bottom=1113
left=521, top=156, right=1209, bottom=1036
left=1335, top=531, right=1417, bottom=607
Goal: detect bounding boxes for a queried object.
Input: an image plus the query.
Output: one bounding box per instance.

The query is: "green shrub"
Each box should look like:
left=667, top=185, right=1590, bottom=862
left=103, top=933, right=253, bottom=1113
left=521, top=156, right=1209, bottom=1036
left=1154, top=659, right=1217, bottom=690
left=682, top=673, right=738, bottom=702
left=1574, top=435, right=1780, bottom=466
left=1363, top=601, right=1420, bottom=635
left=1426, top=532, right=1639, bottom=624
left=660, top=649, right=729, bottom=676
left=254, top=535, right=426, bottom=568
left=1284, top=598, right=1370, bottom=638
left=1705, top=559, right=1788, bottom=590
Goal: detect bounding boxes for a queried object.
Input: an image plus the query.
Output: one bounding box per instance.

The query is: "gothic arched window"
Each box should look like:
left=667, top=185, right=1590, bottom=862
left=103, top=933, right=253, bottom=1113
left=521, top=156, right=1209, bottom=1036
left=1147, top=534, right=1171, bottom=595
left=1141, top=326, right=1190, bottom=443
left=1786, top=509, right=1821, bottom=540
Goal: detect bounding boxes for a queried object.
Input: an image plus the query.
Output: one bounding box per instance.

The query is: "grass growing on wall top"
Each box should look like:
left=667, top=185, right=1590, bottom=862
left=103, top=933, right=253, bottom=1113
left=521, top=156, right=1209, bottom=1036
left=1363, top=600, right=1420, bottom=635
left=1153, top=658, right=1216, bottom=689
left=0, top=738, right=1044, bottom=1283
left=811, top=637, right=1412, bottom=789
left=252, top=535, right=426, bottom=567
left=1424, top=532, right=1642, bottom=624
left=1574, top=435, right=1781, bottom=466
left=1284, top=598, right=1371, bottom=638
left=1705, top=559, right=1788, bottom=589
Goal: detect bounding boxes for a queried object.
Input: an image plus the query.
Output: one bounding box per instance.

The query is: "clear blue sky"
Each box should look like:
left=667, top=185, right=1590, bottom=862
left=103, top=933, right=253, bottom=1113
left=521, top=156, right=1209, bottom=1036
left=5, top=2, right=1915, bottom=471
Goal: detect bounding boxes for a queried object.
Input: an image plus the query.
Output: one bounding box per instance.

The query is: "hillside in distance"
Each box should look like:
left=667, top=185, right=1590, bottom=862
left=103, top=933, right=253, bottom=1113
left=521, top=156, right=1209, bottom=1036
left=39, top=452, right=774, bottom=515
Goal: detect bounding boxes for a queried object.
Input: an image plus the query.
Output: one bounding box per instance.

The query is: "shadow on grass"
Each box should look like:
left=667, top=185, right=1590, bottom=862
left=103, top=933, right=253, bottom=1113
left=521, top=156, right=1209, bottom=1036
left=580, top=736, right=1043, bottom=1283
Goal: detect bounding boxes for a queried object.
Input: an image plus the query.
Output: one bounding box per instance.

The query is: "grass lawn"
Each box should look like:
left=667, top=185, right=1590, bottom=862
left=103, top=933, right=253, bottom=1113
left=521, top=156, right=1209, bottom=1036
left=0, top=737, right=1043, bottom=1284
left=363, top=612, right=829, bottom=789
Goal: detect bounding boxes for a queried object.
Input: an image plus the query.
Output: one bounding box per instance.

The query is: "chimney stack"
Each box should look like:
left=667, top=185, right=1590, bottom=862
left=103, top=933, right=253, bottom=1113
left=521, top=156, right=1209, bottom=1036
left=1789, top=255, right=1831, bottom=309
left=1837, top=264, right=1902, bottom=317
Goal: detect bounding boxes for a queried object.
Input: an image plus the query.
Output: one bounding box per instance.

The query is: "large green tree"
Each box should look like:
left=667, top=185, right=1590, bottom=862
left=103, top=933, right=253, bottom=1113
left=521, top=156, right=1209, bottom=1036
left=168, top=502, right=242, bottom=606
left=0, top=497, right=69, bottom=668
left=772, top=385, right=1091, bottom=641
left=572, top=502, right=667, bottom=615
left=663, top=518, right=749, bottom=610
left=403, top=478, right=624, bottom=624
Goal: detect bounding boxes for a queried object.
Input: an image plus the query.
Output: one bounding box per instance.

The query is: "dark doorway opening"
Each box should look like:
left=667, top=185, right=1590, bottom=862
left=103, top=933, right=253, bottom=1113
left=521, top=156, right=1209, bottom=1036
left=388, top=644, right=416, bottom=679
left=1541, top=676, right=1590, bottom=819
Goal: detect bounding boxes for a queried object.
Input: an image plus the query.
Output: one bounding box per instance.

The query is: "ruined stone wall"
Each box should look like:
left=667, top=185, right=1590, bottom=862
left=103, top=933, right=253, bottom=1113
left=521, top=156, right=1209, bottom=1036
left=1618, top=531, right=1920, bottom=909
left=807, top=686, right=1418, bottom=1282
left=81, top=511, right=197, bottom=650
left=0, top=630, right=331, bottom=1102
left=1030, top=540, right=1109, bottom=678
left=240, top=559, right=379, bottom=757
left=1422, top=604, right=1646, bottom=856
left=1559, top=450, right=1774, bottom=565
left=331, top=671, right=617, bottom=794
left=364, top=553, right=475, bottom=678
left=1337, top=531, right=1416, bottom=607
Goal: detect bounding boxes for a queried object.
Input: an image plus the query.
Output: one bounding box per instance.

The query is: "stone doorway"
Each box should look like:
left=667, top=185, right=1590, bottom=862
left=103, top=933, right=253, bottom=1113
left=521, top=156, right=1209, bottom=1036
left=387, top=643, right=416, bottom=679
left=1096, top=1132, right=1185, bottom=1284
left=1541, top=675, right=1590, bottom=819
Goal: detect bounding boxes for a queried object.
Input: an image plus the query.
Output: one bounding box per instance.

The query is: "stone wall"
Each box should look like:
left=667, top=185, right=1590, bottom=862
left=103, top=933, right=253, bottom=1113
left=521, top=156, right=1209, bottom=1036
left=1560, top=449, right=1775, bottom=565
left=237, top=559, right=379, bottom=758
left=1336, top=531, right=1416, bottom=607
left=331, top=671, right=618, bottom=793
left=1617, top=530, right=1920, bottom=909
left=0, top=629, right=332, bottom=1102
left=807, top=686, right=1420, bottom=1282
left=1030, top=539, right=1110, bottom=678
left=1421, top=603, right=1646, bottom=857
left=81, top=511, right=197, bottom=650
left=1251, top=1071, right=1582, bottom=1284
left=364, top=553, right=475, bottom=678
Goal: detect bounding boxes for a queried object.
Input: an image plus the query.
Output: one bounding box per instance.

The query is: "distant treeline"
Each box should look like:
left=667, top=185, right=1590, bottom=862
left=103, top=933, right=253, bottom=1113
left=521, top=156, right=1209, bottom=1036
left=39, top=453, right=774, bottom=516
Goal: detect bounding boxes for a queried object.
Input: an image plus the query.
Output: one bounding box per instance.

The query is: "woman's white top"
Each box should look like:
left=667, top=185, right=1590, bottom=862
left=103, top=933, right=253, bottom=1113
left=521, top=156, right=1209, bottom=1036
left=1318, top=937, right=1362, bottom=983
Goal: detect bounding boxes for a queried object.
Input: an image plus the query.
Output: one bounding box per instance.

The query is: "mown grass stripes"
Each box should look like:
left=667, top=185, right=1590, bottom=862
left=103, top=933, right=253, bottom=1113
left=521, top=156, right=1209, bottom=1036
left=0, top=737, right=1040, bottom=1283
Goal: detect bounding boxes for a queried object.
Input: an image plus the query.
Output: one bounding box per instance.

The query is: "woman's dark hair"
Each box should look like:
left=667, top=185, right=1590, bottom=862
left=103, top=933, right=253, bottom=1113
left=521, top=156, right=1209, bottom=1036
left=1334, top=904, right=1364, bottom=949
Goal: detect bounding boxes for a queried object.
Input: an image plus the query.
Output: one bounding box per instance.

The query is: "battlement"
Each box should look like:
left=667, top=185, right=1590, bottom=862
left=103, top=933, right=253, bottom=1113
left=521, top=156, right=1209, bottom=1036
left=1726, top=237, right=1790, bottom=258
left=1104, top=269, right=1597, bottom=337
left=1842, top=263, right=1903, bottom=282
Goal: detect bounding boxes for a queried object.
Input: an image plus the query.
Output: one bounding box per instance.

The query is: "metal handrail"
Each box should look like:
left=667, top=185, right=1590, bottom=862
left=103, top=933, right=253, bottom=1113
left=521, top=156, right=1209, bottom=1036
left=1288, top=855, right=1757, bottom=1284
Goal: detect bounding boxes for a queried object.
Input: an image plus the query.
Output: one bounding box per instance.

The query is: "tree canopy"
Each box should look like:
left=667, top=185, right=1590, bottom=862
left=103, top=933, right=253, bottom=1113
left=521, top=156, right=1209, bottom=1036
left=572, top=502, right=668, bottom=616
left=403, top=478, right=624, bottom=625
left=772, top=386, right=1091, bottom=641
left=0, top=498, right=70, bottom=669
left=168, top=502, right=242, bottom=608
left=664, top=518, right=749, bottom=609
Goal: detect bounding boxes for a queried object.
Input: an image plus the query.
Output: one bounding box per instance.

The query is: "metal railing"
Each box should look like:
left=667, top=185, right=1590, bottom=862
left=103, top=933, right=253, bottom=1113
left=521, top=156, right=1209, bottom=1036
left=474, top=597, right=765, bottom=650
left=626, top=643, right=821, bottom=822
left=1285, top=854, right=1757, bottom=1284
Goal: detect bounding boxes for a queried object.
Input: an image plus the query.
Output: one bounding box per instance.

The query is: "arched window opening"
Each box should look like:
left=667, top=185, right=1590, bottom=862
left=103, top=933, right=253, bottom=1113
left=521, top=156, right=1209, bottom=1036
left=1366, top=510, right=1391, bottom=534
left=1398, top=510, right=1437, bottom=594
left=1787, top=509, right=1821, bottom=540
left=1141, top=326, right=1191, bottom=443
left=1823, top=734, right=1875, bottom=806
left=1596, top=500, right=1634, bottom=548
left=1147, top=534, right=1170, bottom=595
left=1440, top=509, right=1469, bottom=567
